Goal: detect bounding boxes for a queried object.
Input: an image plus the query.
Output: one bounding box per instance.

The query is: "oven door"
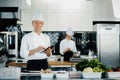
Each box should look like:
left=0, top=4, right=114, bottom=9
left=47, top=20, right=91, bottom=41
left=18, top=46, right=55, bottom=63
left=0, top=33, right=7, bottom=49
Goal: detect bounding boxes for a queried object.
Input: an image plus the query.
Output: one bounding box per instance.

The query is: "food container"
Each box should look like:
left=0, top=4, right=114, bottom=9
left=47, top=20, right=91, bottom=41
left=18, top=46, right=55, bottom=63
left=40, top=72, right=55, bottom=78
left=55, top=71, right=69, bottom=79
left=69, top=71, right=82, bottom=78
left=0, top=67, right=20, bottom=79
left=82, top=72, right=102, bottom=79
left=107, top=72, right=120, bottom=78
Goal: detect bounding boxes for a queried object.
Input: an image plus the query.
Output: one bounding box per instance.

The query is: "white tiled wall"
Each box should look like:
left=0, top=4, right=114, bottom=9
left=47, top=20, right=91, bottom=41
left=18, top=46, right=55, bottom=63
left=0, top=0, right=117, bottom=31
left=21, top=0, right=94, bottom=31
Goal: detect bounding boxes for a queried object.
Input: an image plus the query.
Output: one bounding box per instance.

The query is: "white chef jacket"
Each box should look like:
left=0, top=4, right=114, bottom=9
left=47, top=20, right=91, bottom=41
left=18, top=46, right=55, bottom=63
left=60, top=39, right=77, bottom=55
left=20, top=32, right=51, bottom=60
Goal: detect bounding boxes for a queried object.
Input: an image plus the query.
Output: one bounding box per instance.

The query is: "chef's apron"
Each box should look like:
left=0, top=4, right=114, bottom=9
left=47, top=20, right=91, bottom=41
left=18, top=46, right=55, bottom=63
left=27, top=59, right=48, bottom=70
left=64, top=51, right=73, bottom=62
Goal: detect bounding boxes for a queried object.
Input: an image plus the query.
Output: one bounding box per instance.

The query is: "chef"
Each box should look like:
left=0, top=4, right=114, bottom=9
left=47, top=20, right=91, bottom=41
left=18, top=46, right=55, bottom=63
left=20, top=13, right=53, bottom=70
left=60, top=28, right=77, bottom=61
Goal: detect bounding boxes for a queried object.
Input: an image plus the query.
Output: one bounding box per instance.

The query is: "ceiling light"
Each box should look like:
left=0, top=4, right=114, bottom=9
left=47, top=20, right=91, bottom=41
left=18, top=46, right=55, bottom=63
left=26, top=0, right=31, bottom=6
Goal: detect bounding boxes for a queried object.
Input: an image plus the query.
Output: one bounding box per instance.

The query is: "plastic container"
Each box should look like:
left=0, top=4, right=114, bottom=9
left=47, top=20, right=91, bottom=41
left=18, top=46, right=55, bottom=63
left=41, top=72, right=54, bottom=78
left=69, top=71, right=82, bottom=78
left=107, top=72, right=120, bottom=78
left=55, top=71, right=69, bottom=79
left=0, top=67, right=20, bottom=79
left=82, top=72, right=102, bottom=79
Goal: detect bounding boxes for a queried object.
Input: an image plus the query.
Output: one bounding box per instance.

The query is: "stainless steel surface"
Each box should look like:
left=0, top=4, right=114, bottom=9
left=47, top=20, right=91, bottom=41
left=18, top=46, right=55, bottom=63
left=96, top=24, right=120, bottom=68
left=0, top=33, right=7, bottom=50
left=0, top=32, right=18, bottom=58
left=99, top=34, right=119, bottom=67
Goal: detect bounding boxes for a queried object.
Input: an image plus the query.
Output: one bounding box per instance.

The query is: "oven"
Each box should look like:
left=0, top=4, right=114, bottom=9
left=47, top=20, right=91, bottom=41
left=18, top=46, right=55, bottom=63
left=0, top=31, right=18, bottom=60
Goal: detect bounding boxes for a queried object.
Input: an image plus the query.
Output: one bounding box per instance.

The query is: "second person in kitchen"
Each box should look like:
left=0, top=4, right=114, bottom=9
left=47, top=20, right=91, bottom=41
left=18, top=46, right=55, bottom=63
left=60, top=28, right=77, bottom=61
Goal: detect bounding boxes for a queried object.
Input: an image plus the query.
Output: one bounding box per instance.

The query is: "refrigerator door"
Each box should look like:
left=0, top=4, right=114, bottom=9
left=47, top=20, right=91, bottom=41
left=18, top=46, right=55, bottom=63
left=97, top=24, right=120, bottom=68
left=99, top=34, right=120, bottom=67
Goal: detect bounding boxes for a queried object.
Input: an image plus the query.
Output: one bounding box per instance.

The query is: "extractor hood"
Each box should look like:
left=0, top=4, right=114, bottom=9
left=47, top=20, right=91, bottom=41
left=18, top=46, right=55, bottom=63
left=0, top=7, right=19, bottom=31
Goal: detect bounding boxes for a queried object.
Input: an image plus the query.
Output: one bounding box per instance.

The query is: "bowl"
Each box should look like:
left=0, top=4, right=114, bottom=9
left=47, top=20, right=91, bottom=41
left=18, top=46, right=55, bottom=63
left=69, top=71, right=82, bottom=78
left=55, top=71, right=69, bottom=79
left=82, top=72, right=102, bottom=79
left=40, top=72, right=54, bottom=78
left=107, top=72, right=120, bottom=78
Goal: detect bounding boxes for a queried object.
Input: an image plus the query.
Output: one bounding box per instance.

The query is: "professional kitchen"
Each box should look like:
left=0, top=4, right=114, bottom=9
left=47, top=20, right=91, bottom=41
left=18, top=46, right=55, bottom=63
left=0, top=0, right=120, bottom=80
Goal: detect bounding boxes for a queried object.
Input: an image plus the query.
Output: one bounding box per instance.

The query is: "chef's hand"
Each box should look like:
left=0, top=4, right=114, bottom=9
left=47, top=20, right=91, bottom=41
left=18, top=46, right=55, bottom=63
left=45, top=47, right=54, bottom=57
left=63, top=48, right=71, bottom=54
left=67, top=48, right=71, bottom=51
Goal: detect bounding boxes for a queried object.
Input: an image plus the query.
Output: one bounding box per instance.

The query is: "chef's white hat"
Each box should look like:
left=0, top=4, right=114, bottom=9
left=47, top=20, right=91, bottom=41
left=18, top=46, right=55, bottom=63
left=66, top=27, right=74, bottom=36
left=32, top=11, right=44, bottom=22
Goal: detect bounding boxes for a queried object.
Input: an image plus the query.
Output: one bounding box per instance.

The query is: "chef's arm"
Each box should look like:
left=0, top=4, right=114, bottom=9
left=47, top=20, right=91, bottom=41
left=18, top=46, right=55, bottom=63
left=28, top=49, right=37, bottom=56
left=60, top=42, right=64, bottom=55
left=63, top=48, right=71, bottom=53
left=20, top=37, right=29, bottom=59
left=73, top=42, right=77, bottom=52
left=20, top=37, right=45, bottom=58
left=28, top=46, right=45, bottom=56
left=60, top=42, right=70, bottom=55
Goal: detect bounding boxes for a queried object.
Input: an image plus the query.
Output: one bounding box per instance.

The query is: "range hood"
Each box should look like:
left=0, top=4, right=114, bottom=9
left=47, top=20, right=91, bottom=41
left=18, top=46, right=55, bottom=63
left=0, top=7, right=19, bottom=31
left=0, top=18, right=18, bottom=30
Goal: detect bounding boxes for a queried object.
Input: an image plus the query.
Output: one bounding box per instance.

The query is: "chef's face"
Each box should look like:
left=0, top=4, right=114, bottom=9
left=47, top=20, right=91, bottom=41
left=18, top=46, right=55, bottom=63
left=32, top=20, right=44, bottom=31
left=66, top=35, right=72, bottom=40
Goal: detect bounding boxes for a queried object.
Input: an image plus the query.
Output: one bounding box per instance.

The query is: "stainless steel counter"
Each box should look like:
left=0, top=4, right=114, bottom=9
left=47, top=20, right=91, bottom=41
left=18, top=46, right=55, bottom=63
left=20, top=76, right=120, bottom=80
